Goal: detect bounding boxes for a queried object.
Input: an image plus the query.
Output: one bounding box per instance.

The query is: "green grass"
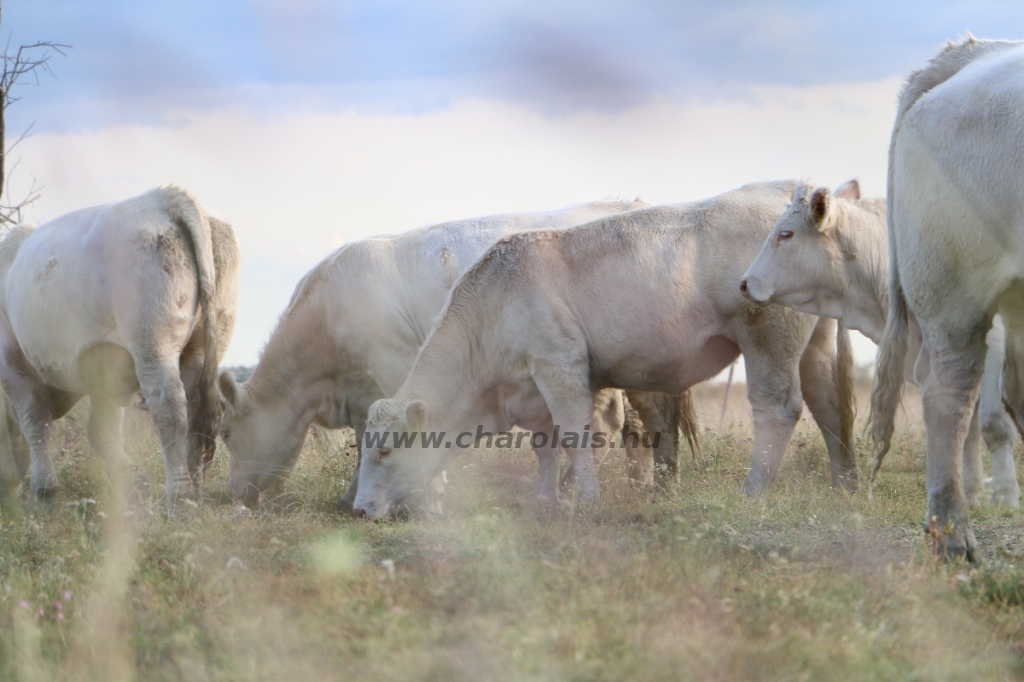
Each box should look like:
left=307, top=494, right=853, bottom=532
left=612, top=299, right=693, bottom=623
left=2, top=400, right=1024, bottom=681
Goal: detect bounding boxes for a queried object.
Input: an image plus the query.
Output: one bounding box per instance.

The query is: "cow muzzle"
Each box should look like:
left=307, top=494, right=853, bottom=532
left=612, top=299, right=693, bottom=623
left=739, top=276, right=770, bottom=303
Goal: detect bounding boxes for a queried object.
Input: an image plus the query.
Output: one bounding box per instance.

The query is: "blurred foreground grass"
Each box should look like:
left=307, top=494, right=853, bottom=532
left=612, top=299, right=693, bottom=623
left=2, top=387, right=1024, bottom=681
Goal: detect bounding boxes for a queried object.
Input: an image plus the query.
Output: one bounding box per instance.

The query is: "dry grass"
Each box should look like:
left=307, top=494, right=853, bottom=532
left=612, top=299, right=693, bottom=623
left=2, top=386, right=1024, bottom=681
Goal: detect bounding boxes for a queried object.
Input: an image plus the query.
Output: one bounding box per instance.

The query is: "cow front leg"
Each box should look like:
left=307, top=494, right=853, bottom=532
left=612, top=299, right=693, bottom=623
left=561, top=389, right=628, bottom=488
left=532, top=358, right=600, bottom=501
left=741, top=353, right=803, bottom=495
left=337, top=421, right=365, bottom=512
left=534, top=438, right=560, bottom=499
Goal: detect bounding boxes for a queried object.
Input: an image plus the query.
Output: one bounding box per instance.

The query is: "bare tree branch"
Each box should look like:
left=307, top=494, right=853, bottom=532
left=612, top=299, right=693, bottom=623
left=0, top=27, right=70, bottom=228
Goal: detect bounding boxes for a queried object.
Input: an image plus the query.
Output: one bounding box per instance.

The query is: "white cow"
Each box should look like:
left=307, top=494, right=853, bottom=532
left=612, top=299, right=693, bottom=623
left=217, top=200, right=648, bottom=508
left=869, top=36, right=1024, bottom=560
left=0, top=187, right=239, bottom=511
left=353, top=180, right=858, bottom=518
left=740, top=180, right=1020, bottom=507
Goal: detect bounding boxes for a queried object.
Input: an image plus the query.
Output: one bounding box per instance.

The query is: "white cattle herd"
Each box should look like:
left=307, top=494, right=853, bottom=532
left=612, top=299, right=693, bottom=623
left=0, top=36, right=1019, bottom=559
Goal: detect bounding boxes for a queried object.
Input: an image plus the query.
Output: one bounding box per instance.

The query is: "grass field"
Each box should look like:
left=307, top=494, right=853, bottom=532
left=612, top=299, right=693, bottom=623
left=3, top=383, right=1024, bottom=681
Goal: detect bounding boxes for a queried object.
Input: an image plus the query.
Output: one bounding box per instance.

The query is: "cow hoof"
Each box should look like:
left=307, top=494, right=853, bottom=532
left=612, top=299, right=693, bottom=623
left=743, top=476, right=770, bottom=497
left=32, top=481, right=60, bottom=499
left=167, top=493, right=200, bottom=517
left=943, top=542, right=980, bottom=565
left=993, top=488, right=1021, bottom=508
left=925, top=518, right=980, bottom=565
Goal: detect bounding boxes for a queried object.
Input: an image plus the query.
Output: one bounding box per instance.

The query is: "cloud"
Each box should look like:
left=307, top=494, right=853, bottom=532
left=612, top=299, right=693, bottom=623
left=11, top=0, right=1024, bottom=133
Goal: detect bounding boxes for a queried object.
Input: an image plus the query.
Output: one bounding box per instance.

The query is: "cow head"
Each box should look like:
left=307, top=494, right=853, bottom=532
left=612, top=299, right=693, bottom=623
left=353, top=397, right=444, bottom=519
left=739, top=179, right=860, bottom=317
left=219, top=371, right=307, bottom=505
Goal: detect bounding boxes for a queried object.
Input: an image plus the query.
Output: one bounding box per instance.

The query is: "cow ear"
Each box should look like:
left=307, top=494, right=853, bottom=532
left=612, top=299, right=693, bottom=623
left=406, top=400, right=427, bottom=432
left=810, top=187, right=834, bottom=233
left=219, top=371, right=239, bottom=409
left=833, top=178, right=861, bottom=201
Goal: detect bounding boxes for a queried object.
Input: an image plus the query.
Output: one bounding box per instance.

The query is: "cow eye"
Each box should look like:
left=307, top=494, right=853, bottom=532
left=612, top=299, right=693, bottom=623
left=379, top=447, right=392, bottom=459
left=778, top=230, right=794, bottom=241
left=221, top=429, right=230, bottom=441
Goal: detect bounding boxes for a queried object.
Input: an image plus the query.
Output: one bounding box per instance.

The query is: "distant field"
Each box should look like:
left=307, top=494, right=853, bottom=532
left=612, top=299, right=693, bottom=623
left=2, top=383, right=1024, bottom=681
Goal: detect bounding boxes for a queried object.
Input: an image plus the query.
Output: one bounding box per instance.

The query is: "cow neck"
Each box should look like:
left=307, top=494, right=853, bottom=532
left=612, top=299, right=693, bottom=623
left=247, top=291, right=336, bottom=415
left=397, top=316, right=494, bottom=434
left=836, top=200, right=890, bottom=343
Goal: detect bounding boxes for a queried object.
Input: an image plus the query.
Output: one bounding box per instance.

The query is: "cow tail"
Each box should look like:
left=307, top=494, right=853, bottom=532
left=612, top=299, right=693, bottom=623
left=678, top=390, right=702, bottom=463
left=835, top=320, right=857, bottom=479
left=867, top=209, right=908, bottom=487
left=165, top=186, right=221, bottom=481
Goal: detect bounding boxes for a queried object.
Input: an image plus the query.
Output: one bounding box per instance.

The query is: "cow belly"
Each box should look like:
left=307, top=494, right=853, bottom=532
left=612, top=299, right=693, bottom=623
left=598, top=334, right=740, bottom=394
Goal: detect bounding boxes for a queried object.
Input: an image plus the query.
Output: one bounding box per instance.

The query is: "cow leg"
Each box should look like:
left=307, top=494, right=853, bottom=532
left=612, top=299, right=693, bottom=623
left=981, top=317, right=1019, bottom=506
left=0, top=400, right=29, bottom=492
left=179, top=346, right=210, bottom=487
left=534, top=437, right=561, bottom=499
left=739, top=326, right=807, bottom=495
left=592, top=389, right=624, bottom=469
left=961, top=405, right=984, bottom=508
left=917, top=324, right=987, bottom=562
left=562, top=389, right=628, bottom=487
left=0, top=344, right=59, bottom=496
left=621, top=396, right=654, bottom=486
left=799, top=317, right=858, bottom=491
left=337, top=420, right=366, bottom=512
left=136, top=359, right=194, bottom=512
left=625, top=391, right=680, bottom=483
left=532, top=359, right=600, bottom=500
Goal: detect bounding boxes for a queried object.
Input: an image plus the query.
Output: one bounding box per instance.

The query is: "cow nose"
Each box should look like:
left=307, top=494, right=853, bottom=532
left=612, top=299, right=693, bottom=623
left=739, top=278, right=750, bottom=297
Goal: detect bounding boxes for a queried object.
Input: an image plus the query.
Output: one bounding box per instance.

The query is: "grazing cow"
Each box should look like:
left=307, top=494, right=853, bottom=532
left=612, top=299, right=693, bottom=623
left=868, top=36, right=1024, bottom=560
left=217, top=200, right=650, bottom=508
left=353, top=180, right=858, bottom=518
left=741, top=180, right=1020, bottom=506
left=0, top=187, right=239, bottom=511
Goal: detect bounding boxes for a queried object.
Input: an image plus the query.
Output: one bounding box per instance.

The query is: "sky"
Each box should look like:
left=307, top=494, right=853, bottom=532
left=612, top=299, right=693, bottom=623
left=5, top=1, right=1024, bottom=369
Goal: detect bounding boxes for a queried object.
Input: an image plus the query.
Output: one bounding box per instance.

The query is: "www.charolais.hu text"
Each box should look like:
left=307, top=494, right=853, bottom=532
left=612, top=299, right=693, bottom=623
left=364, top=425, right=662, bottom=450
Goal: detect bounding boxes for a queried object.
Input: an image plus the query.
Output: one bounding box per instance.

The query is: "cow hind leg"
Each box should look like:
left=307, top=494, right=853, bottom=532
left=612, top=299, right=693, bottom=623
left=136, top=359, right=194, bottom=512
left=961, top=405, right=984, bottom=508
left=981, top=318, right=1019, bottom=506
left=799, top=317, right=858, bottom=491
left=625, top=391, right=681, bottom=484
left=1, top=347, right=59, bottom=497
left=0, top=402, right=29, bottom=493
left=918, top=326, right=988, bottom=562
